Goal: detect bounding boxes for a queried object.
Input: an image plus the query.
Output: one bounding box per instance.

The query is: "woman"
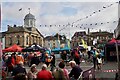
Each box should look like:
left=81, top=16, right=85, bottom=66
left=58, top=61, right=69, bottom=80
left=27, top=64, right=38, bottom=80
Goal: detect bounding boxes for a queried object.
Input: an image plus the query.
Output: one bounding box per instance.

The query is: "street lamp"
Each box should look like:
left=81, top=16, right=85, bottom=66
left=115, top=40, right=120, bottom=79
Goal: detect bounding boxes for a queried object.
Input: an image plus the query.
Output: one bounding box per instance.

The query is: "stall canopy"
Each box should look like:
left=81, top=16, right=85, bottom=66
left=2, top=44, right=23, bottom=52
left=105, top=38, right=120, bottom=61
left=22, top=43, right=46, bottom=52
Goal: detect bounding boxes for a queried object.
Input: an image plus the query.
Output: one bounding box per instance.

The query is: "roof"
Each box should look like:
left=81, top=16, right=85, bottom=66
left=4, top=25, right=44, bottom=38
left=72, top=31, right=86, bottom=39
left=24, top=13, right=35, bottom=20
left=90, top=31, right=113, bottom=36
left=44, top=36, right=57, bottom=40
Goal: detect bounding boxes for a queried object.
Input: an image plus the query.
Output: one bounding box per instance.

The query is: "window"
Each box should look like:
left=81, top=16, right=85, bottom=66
left=26, top=36, right=29, bottom=45
left=16, top=35, right=20, bottom=45
left=9, top=37, right=12, bottom=45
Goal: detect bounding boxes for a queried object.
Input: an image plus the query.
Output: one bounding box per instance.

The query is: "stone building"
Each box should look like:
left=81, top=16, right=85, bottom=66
left=114, top=18, right=120, bottom=39
left=89, top=30, right=113, bottom=48
left=71, top=31, right=87, bottom=48
left=44, top=33, right=67, bottom=49
left=1, top=12, right=44, bottom=48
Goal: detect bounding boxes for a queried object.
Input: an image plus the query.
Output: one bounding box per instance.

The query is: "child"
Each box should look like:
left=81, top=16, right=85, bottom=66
left=97, top=55, right=102, bottom=70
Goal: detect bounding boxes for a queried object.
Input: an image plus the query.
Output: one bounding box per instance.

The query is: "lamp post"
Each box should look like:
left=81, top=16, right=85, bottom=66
left=115, top=40, right=120, bottom=79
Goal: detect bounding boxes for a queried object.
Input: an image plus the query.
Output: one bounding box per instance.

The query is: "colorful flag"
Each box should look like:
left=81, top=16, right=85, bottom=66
left=81, top=39, right=87, bottom=49
left=19, top=8, right=22, bottom=11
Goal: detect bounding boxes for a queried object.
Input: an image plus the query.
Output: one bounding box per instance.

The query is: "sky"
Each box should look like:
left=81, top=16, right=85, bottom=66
left=1, top=0, right=119, bottom=39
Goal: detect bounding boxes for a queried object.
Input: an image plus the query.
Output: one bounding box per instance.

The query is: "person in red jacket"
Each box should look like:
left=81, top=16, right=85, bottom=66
left=37, top=64, right=52, bottom=80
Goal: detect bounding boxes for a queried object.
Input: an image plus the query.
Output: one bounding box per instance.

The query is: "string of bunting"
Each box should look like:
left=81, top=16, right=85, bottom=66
left=39, top=20, right=118, bottom=29
left=40, top=2, right=119, bottom=36
left=59, top=2, right=118, bottom=32
left=39, top=2, right=118, bottom=30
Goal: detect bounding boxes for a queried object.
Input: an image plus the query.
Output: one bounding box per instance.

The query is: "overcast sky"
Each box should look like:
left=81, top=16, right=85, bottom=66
left=1, top=0, right=119, bottom=39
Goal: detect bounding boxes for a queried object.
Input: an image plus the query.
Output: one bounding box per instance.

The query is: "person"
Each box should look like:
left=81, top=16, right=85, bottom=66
left=52, top=66, right=66, bottom=80
left=74, top=49, right=81, bottom=66
left=50, top=52, right=56, bottom=71
left=14, top=73, right=28, bottom=80
left=69, top=61, right=82, bottom=80
left=100, top=49, right=105, bottom=64
left=12, top=61, right=27, bottom=77
left=2, top=69, right=7, bottom=80
left=27, top=64, right=38, bottom=80
left=28, top=53, right=34, bottom=67
left=90, top=47, right=97, bottom=69
left=6, top=53, right=16, bottom=73
left=15, top=53, right=24, bottom=65
left=30, top=53, right=40, bottom=66
left=97, top=55, right=102, bottom=70
left=58, top=61, right=69, bottom=80
left=45, top=53, right=52, bottom=67
left=37, top=64, right=52, bottom=80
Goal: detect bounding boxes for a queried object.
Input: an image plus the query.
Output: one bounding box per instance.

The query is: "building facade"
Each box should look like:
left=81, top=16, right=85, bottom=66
left=89, top=31, right=113, bottom=48
left=2, top=12, right=44, bottom=48
left=71, top=31, right=87, bottom=48
left=114, top=18, right=120, bottom=39
left=44, top=33, right=67, bottom=49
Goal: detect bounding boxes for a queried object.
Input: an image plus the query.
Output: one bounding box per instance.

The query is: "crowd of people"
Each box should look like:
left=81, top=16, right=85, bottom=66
left=1, top=46, right=105, bottom=80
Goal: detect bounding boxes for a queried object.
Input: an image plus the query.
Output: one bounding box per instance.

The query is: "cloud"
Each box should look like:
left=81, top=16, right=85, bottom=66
left=1, top=2, right=118, bottom=39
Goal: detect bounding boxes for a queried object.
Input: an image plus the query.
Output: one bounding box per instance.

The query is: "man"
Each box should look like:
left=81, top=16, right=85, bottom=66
left=69, top=61, right=82, bottom=80
left=90, top=47, right=97, bottom=69
left=37, top=64, right=52, bottom=80
left=50, top=52, right=56, bottom=71
left=30, top=53, right=40, bottom=66
left=12, top=61, right=27, bottom=77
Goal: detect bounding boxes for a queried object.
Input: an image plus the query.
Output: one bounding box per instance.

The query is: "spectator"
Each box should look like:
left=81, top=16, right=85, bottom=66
left=6, top=53, right=16, bottom=73
left=74, top=49, right=81, bottom=66
left=52, top=66, right=66, bottom=80
left=45, top=53, right=51, bottom=67
left=50, top=52, right=56, bottom=71
left=90, top=47, right=97, bottom=69
left=15, top=53, right=24, bottom=65
left=37, top=64, right=52, bottom=80
left=28, top=53, right=34, bottom=67
left=27, top=64, right=38, bottom=80
left=12, top=61, right=27, bottom=77
left=97, top=55, right=102, bottom=70
left=14, top=73, right=28, bottom=80
left=58, top=61, right=69, bottom=80
left=2, top=69, right=7, bottom=80
left=30, top=54, right=40, bottom=66
left=69, top=61, right=82, bottom=80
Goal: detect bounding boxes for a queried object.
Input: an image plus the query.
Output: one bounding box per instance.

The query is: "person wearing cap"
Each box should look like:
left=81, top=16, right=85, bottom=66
left=27, top=64, right=38, bottom=80
left=37, top=64, right=52, bottom=80
left=69, top=61, right=82, bottom=80
left=12, top=61, right=27, bottom=77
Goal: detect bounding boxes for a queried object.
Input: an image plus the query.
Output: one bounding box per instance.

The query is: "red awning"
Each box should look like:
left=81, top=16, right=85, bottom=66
left=2, top=44, right=23, bottom=52
left=108, top=38, right=117, bottom=44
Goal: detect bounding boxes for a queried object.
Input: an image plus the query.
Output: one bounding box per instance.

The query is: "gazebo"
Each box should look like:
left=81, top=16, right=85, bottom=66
left=105, top=38, right=120, bottom=61
left=2, top=44, right=23, bottom=53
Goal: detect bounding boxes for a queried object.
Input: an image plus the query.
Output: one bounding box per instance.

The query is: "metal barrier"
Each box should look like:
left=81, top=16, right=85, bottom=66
left=82, top=66, right=95, bottom=80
